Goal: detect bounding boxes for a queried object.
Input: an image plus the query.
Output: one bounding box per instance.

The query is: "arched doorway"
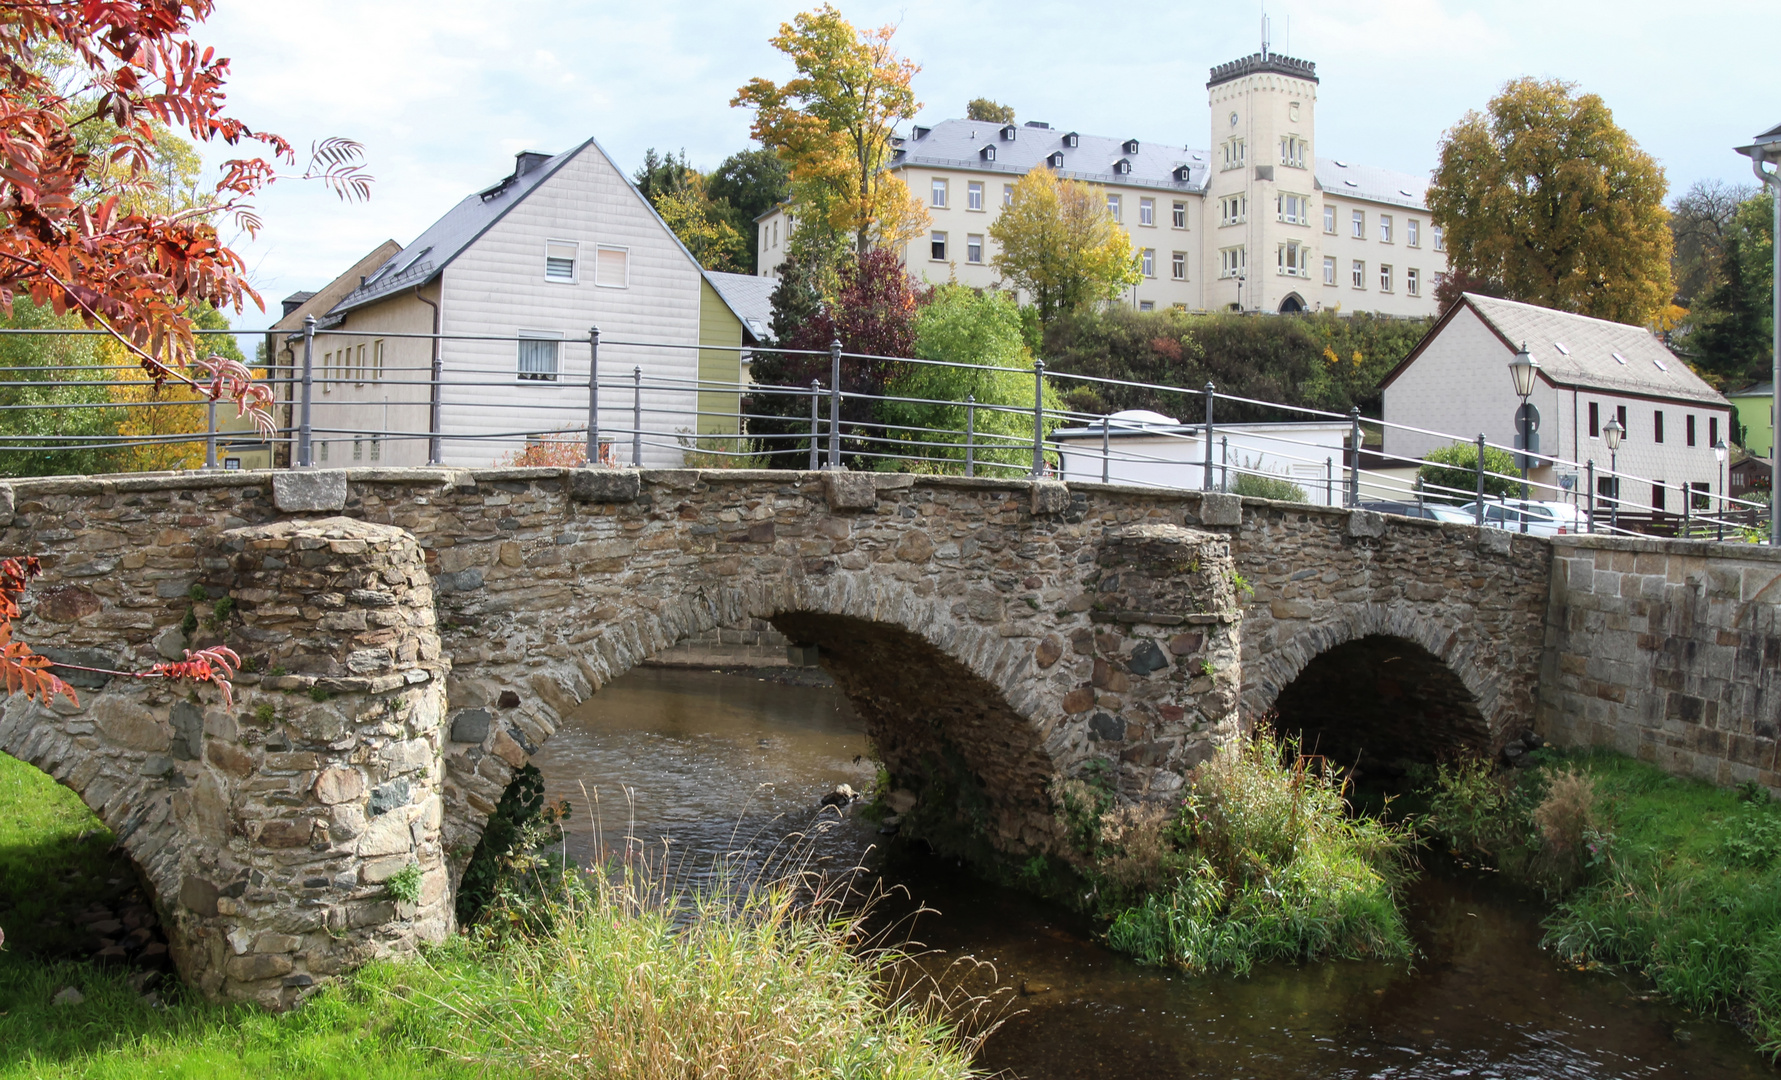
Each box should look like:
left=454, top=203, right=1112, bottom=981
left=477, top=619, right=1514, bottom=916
left=1269, top=634, right=1489, bottom=779
left=1278, top=293, right=1306, bottom=313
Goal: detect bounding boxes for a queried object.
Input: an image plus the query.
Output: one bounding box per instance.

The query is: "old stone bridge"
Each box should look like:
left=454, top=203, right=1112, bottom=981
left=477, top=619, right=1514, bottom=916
left=2, top=467, right=1777, bottom=1006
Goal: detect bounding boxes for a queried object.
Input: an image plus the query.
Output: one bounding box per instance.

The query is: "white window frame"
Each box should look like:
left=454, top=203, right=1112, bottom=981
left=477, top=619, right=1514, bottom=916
left=1322, top=256, right=1337, bottom=286
left=1379, top=263, right=1393, bottom=292
left=1406, top=267, right=1420, bottom=296
left=1379, top=215, right=1394, bottom=244
left=1433, top=225, right=1445, bottom=252
left=966, top=234, right=984, bottom=264
left=930, top=230, right=947, bottom=261
left=1139, top=300, right=1155, bottom=312
left=1139, top=198, right=1155, bottom=226
left=1407, top=219, right=1420, bottom=248
left=1141, top=248, right=1156, bottom=277
left=1172, top=201, right=1187, bottom=229
left=517, top=330, right=564, bottom=383
left=1279, top=135, right=1307, bottom=169
left=1171, top=251, right=1187, bottom=280
left=1221, top=137, right=1246, bottom=171
left=1107, top=193, right=1121, bottom=221
left=1002, top=183, right=1014, bottom=207
left=544, top=238, right=579, bottom=283
left=1220, top=195, right=1247, bottom=227
left=931, top=177, right=948, bottom=208
left=1277, top=240, right=1308, bottom=278
left=1352, top=259, right=1366, bottom=289
left=1323, top=204, right=1336, bottom=233
left=594, top=244, right=630, bottom=289
left=1277, top=192, right=1309, bottom=226
left=967, top=181, right=984, bottom=211
left=1351, top=210, right=1365, bottom=239
left=1219, top=246, right=1246, bottom=279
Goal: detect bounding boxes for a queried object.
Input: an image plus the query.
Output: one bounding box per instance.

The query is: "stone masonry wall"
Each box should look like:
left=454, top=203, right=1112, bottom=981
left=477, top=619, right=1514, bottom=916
left=1540, top=535, right=1781, bottom=794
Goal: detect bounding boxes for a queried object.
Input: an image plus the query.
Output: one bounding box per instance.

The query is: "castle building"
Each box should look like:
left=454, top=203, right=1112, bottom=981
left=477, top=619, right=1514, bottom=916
left=755, top=44, right=1447, bottom=318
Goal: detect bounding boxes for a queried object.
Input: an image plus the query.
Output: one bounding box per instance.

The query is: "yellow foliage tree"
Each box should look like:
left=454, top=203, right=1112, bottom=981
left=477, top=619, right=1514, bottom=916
left=653, top=172, right=747, bottom=272
left=1428, top=78, right=1673, bottom=325
left=989, top=168, right=1141, bottom=324
left=732, top=4, right=929, bottom=255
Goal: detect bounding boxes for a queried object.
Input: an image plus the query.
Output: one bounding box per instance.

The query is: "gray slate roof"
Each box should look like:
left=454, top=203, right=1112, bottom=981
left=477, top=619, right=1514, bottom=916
left=1728, top=382, right=1773, bottom=399
left=1314, top=158, right=1429, bottom=210
left=327, top=142, right=595, bottom=318
left=1466, top=294, right=1728, bottom=407
left=895, top=119, right=1210, bottom=192
left=703, top=271, right=774, bottom=343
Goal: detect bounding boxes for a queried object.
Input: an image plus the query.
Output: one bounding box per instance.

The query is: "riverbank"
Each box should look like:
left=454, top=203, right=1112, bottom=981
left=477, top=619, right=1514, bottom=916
left=1421, top=747, right=1781, bottom=1060
left=0, top=751, right=984, bottom=1079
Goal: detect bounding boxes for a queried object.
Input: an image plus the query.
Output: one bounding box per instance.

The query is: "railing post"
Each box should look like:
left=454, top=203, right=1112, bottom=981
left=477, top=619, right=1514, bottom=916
left=1474, top=433, right=1486, bottom=527
left=583, top=326, right=600, bottom=467
left=827, top=338, right=842, bottom=470
left=1203, top=382, right=1216, bottom=492
left=809, top=379, right=821, bottom=470
left=966, top=393, right=977, bottom=478
left=1325, top=457, right=1333, bottom=506
left=204, top=398, right=217, bottom=470
left=1030, top=358, right=1047, bottom=477
left=631, top=366, right=643, bottom=467
left=1347, top=406, right=1361, bottom=507
left=1681, top=482, right=1690, bottom=538
left=1100, top=409, right=1109, bottom=484
left=1586, top=460, right=1596, bottom=534
left=1220, top=435, right=1229, bottom=492
left=298, top=315, right=314, bottom=468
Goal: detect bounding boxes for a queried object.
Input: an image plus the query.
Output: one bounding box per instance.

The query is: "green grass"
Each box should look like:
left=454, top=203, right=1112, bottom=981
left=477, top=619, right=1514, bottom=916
left=0, top=751, right=987, bottom=1079
left=1418, top=747, right=1781, bottom=1060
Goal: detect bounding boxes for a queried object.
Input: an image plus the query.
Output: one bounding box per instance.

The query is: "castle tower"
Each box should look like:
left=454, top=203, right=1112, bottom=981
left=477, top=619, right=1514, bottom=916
left=1204, top=37, right=1319, bottom=313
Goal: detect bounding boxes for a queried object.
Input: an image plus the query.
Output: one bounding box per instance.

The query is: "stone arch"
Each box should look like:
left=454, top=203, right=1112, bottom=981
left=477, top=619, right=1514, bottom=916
left=1244, top=602, right=1509, bottom=760
left=1278, top=292, right=1307, bottom=314
left=441, top=571, right=1071, bottom=865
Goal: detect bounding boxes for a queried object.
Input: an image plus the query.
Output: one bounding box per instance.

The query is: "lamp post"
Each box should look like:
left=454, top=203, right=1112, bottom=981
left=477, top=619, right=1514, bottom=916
left=1714, top=437, right=1728, bottom=542
left=1603, top=417, right=1624, bottom=533
left=1508, top=342, right=1540, bottom=534
left=1735, top=122, right=1781, bottom=544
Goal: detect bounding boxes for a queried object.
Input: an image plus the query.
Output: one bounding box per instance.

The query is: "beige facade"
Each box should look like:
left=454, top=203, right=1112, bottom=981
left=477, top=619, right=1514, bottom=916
left=756, top=48, right=1447, bottom=318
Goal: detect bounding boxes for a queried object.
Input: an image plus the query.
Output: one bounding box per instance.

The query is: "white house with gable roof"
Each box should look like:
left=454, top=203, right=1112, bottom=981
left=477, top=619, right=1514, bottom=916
left=755, top=41, right=1448, bottom=318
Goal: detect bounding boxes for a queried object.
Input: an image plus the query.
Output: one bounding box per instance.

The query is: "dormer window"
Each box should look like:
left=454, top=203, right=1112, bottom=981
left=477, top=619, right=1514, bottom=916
left=1113, top=159, right=1132, bottom=175
left=1123, top=139, right=1140, bottom=154
left=1063, top=132, right=1079, bottom=148
left=1000, top=124, right=1017, bottom=141
left=1173, top=165, right=1192, bottom=182
left=911, top=126, right=930, bottom=140
left=979, top=145, right=997, bottom=162
left=1047, top=151, right=1065, bottom=168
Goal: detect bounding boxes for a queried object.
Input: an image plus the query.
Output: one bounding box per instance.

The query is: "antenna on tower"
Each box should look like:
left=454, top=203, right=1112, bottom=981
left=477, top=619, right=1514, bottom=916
left=1261, top=11, right=1271, bottom=58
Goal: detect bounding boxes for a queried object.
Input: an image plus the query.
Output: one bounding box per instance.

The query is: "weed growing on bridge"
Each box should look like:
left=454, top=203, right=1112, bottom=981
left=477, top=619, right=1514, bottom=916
left=1063, top=731, right=1417, bottom=974
left=1419, top=749, right=1781, bottom=1060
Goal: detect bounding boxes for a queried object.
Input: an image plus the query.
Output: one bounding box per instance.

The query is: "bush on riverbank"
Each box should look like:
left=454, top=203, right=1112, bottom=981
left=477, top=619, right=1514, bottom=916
left=1057, top=733, right=1417, bottom=974
left=0, top=751, right=989, bottom=1079
left=1418, top=749, right=1781, bottom=1059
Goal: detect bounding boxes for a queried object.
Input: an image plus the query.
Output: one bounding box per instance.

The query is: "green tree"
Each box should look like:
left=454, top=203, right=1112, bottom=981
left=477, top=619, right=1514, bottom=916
left=708, top=148, right=791, bottom=273
left=1418, top=441, right=1521, bottom=502
left=1427, top=78, right=1672, bottom=326
left=878, top=285, right=1059, bottom=474
left=633, top=150, right=749, bottom=272
left=990, top=168, right=1140, bottom=325
left=1670, top=179, right=1755, bottom=309
left=0, top=297, right=122, bottom=477
left=1682, top=190, right=1773, bottom=389
left=966, top=98, right=1014, bottom=123
left=632, top=148, right=695, bottom=203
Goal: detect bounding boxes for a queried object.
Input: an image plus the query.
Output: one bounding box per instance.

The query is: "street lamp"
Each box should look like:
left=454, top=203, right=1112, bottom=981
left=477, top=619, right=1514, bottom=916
left=1714, top=437, right=1728, bottom=542
left=1735, top=122, right=1781, bottom=545
left=1508, top=342, right=1540, bottom=533
left=1603, top=416, right=1624, bottom=533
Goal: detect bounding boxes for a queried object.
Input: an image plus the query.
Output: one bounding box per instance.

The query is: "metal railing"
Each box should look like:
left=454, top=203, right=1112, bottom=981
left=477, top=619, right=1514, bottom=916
left=0, top=319, right=1769, bottom=543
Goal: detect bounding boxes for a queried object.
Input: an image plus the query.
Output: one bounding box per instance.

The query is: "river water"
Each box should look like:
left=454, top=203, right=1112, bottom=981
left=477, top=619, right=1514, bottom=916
left=533, top=666, right=1775, bottom=1080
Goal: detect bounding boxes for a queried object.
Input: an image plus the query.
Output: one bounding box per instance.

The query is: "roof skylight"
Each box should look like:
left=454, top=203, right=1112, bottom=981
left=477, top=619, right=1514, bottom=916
left=1553, top=342, right=1569, bottom=355
left=1611, top=351, right=1628, bottom=365
left=1653, top=356, right=1669, bottom=371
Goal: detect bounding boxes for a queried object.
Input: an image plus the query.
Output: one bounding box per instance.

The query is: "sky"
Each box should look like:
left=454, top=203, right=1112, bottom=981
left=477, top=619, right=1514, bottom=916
left=201, top=0, right=1781, bottom=335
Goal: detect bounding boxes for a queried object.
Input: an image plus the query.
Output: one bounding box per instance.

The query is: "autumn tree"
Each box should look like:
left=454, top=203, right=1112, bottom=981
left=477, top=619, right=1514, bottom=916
left=1671, top=179, right=1756, bottom=308
left=966, top=98, right=1014, bottom=124
left=110, top=304, right=255, bottom=471
left=990, top=167, right=1140, bottom=325
left=1427, top=78, right=1671, bottom=326
left=0, top=0, right=369, bottom=434
left=707, top=148, right=791, bottom=273
left=732, top=5, right=928, bottom=256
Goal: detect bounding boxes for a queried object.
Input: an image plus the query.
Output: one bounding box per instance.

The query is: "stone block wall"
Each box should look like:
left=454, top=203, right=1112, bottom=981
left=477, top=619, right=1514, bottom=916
left=1540, top=536, right=1781, bottom=794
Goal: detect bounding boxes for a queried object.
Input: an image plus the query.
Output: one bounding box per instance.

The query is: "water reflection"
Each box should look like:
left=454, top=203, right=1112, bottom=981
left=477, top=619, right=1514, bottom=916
left=534, top=666, right=1774, bottom=1080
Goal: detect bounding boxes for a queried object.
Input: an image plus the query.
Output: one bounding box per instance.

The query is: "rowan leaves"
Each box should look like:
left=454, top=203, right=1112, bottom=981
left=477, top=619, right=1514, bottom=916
left=0, top=557, right=75, bottom=706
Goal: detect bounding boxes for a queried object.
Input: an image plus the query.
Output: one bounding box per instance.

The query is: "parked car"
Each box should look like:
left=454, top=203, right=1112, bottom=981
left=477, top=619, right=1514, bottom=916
left=1454, top=499, right=1584, bottom=536
left=1358, top=500, right=1475, bottom=524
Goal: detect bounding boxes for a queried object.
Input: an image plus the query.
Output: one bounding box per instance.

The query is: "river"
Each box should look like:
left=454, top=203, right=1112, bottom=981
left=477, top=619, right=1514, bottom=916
left=531, top=666, right=1775, bottom=1080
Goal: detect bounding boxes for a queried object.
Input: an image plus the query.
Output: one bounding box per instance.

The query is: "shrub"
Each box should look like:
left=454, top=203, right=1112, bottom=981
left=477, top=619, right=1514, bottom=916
left=1418, top=440, right=1521, bottom=501
left=1078, top=731, right=1416, bottom=974
left=383, top=861, right=423, bottom=904
left=1230, top=472, right=1308, bottom=502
